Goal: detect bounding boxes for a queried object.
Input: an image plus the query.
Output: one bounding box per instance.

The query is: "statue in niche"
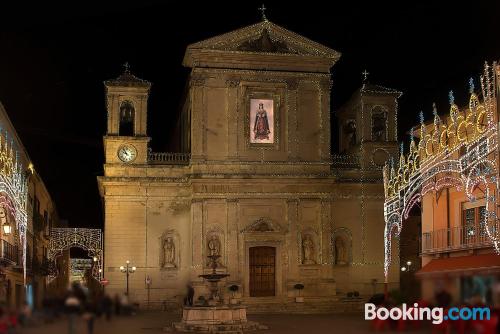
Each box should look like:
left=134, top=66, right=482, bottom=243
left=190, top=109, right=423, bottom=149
left=335, top=236, right=348, bottom=265
left=207, top=235, right=221, bottom=257
left=207, top=234, right=223, bottom=266
left=302, top=235, right=316, bottom=265
left=163, top=237, right=176, bottom=268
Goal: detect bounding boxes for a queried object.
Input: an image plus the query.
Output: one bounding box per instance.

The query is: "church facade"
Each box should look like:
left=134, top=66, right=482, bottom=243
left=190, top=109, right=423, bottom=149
left=98, top=19, right=400, bottom=307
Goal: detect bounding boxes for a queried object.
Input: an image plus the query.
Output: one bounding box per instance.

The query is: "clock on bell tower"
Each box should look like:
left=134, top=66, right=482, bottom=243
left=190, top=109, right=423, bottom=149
left=103, top=64, right=151, bottom=164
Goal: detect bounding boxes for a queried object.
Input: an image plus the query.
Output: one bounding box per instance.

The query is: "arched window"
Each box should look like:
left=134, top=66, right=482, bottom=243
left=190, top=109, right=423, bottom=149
left=371, top=106, right=387, bottom=141
left=119, top=101, right=135, bottom=136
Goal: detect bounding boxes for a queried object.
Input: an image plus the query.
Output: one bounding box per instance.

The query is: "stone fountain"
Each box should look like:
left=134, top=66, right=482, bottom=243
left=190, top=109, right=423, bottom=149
left=198, top=254, right=230, bottom=305
left=172, top=254, right=265, bottom=333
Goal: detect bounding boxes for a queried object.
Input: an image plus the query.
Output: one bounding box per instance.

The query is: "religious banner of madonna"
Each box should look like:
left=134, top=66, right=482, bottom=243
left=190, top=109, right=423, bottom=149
left=250, top=98, right=274, bottom=144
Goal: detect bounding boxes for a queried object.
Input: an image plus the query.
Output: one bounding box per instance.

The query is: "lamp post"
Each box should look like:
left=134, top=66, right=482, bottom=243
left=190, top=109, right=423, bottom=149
left=119, top=260, right=136, bottom=296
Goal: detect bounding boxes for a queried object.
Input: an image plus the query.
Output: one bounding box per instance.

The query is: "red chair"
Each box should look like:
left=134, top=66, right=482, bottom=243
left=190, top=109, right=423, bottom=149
left=471, top=313, right=498, bottom=334
left=371, top=317, right=388, bottom=331
left=432, top=308, right=451, bottom=334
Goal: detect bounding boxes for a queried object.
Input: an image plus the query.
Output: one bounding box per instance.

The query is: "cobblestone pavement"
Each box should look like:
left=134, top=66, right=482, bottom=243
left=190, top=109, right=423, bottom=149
left=20, top=311, right=430, bottom=334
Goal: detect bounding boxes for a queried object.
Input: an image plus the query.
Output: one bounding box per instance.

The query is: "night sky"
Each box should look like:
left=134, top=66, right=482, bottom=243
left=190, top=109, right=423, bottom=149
left=0, top=1, right=498, bottom=229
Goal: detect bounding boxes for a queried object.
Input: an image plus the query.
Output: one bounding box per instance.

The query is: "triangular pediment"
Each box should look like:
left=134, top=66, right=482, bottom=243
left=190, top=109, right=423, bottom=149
left=184, top=20, right=340, bottom=66
left=241, top=217, right=283, bottom=233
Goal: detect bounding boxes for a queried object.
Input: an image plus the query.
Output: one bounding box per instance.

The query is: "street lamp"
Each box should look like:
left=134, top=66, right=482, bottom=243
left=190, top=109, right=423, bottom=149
left=2, top=221, right=11, bottom=236
left=401, top=260, right=413, bottom=273
left=120, top=260, right=136, bottom=296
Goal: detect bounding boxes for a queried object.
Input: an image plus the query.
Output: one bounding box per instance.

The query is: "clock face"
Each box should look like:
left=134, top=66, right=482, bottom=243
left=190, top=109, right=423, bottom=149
left=117, top=145, right=137, bottom=163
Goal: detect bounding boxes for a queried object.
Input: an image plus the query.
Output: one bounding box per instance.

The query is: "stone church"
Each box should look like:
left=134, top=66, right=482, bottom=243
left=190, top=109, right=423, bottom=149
left=97, top=18, right=401, bottom=308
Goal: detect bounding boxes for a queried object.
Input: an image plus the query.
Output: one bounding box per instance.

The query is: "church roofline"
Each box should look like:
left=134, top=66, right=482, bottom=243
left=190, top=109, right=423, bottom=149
left=183, top=20, right=341, bottom=68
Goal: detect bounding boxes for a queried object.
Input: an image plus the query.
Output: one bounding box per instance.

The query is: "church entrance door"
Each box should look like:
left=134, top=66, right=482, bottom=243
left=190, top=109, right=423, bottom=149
left=249, top=246, right=276, bottom=297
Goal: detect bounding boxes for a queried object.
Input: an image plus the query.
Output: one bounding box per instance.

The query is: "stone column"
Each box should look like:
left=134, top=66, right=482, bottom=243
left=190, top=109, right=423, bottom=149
left=287, top=79, right=299, bottom=161
left=190, top=199, right=204, bottom=281
left=319, top=79, right=332, bottom=162
left=226, top=199, right=239, bottom=280
left=320, top=198, right=332, bottom=265
left=190, top=75, right=206, bottom=162
left=286, top=198, right=299, bottom=281
left=226, top=79, right=240, bottom=160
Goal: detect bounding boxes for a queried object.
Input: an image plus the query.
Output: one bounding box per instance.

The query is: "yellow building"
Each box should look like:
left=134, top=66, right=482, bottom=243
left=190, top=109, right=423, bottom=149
left=98, top=18, right=400, bottom=311
left=0, top=101, right=60, bottom=309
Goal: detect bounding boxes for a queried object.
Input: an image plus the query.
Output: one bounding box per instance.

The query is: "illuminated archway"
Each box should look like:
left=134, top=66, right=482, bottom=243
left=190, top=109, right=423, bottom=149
left=383, top=63, right=499, bottom=280
left=48, top=228, right=103, bottom=282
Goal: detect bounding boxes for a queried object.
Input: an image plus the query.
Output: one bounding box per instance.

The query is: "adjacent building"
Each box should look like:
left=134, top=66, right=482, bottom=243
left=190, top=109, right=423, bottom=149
left=0, top=101, right=59, bottom=309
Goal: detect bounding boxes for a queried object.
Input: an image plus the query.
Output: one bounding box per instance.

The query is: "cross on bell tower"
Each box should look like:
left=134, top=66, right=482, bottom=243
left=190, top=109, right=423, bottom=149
left=362, top=69, right=370, bottom=83
left=258, top=4, right=268, bottom=22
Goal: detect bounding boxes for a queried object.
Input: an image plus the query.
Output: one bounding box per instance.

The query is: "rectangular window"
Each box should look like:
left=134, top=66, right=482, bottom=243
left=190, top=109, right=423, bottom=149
left=462, top=205, right=486, bottom=244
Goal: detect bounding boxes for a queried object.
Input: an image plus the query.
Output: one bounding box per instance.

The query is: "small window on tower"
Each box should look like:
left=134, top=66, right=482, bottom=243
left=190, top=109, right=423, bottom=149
left=372, top=106, right=387, bottom=141
left=119, top=101, right=135, bottom=136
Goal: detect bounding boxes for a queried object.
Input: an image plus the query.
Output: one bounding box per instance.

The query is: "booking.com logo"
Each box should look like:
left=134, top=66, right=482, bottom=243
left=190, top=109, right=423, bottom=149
left=365, top=303, right=491, bottom=324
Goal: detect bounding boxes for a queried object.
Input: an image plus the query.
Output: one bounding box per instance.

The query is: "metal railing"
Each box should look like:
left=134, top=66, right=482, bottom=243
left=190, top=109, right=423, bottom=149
left=1, top=240, right=18, bottom=264
left=331, top=154, right=360, bottom=169
left=422, top=226, right=493, bottom=253
left=148, top=152, right=191, bottom=165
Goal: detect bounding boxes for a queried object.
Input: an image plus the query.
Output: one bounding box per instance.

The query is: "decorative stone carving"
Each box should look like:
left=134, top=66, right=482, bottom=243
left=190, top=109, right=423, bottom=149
left=160, top=230, right=179, bottom=270
left=320, top=79, right=332, bottom=91
left=237, top=29, right=296, bottom=54
left=225, top=79, right=240, bottom=88
left=190, top=75, right=206, bottom=87
left=286, top=79, right=299, bottom=90
left=301, top=234, right=316, bottom=265
left=168, top=200, right=190, bottom=215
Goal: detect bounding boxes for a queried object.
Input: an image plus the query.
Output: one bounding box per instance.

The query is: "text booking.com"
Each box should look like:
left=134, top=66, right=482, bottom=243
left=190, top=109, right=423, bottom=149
left=365, top=303, right=490, bottom=324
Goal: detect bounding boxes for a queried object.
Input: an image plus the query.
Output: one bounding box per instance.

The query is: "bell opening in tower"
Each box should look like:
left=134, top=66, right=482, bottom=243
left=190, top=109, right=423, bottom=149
left=119, top=101, right=135, bottom=136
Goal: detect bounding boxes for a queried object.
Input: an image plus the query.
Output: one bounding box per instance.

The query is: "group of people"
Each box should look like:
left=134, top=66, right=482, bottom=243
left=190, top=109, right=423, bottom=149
left=61, top=282, right=138, bottom=334
left=0, top=302, right=31, bottom=334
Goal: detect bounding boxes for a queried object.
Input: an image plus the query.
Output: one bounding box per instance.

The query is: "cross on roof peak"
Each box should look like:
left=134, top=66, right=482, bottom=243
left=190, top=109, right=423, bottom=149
left=123, top=62, right=130, bottom=74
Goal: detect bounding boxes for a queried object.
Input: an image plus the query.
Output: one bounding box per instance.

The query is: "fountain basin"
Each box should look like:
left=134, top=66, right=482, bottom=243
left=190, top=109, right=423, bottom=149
left=172, top=305, right=263, bottom=332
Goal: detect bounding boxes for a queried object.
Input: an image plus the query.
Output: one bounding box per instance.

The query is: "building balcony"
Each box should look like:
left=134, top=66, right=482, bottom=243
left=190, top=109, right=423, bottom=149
left=422, top=226, right=493, bottom=254
left=0, top=240, right=18, bottom=264
left=148, top=151, right=191, bottom=165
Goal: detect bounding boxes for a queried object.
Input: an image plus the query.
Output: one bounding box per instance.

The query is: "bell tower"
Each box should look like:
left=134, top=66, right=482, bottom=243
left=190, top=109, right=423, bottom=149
left=103, top=64, right=151, bottom=164
left=336, top=72, right=401, bottom=168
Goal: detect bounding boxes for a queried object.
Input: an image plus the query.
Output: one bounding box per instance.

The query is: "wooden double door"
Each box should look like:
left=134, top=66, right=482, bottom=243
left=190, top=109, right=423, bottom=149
left=249, top=246, right=276, bottom=297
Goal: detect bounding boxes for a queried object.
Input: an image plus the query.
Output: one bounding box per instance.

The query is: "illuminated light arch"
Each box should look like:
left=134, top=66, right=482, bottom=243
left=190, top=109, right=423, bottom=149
left=48, top=228, right=103, bottom=282
left=383, top=62, right=499, bottom=280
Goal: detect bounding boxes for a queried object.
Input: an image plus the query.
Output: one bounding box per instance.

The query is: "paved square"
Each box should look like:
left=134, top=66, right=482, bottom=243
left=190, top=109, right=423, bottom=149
left=20, top=311, right=430, bottom=334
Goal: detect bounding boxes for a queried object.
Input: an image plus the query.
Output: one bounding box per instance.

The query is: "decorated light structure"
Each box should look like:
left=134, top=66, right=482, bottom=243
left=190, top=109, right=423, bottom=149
left=0, top=129, right=29, bottom=283
left=383, top=62, right=499, bottom=280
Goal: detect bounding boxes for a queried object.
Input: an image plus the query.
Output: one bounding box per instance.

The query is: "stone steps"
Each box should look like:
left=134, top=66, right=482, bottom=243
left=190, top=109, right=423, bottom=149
left=243, top=297, right=366, bottom=314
